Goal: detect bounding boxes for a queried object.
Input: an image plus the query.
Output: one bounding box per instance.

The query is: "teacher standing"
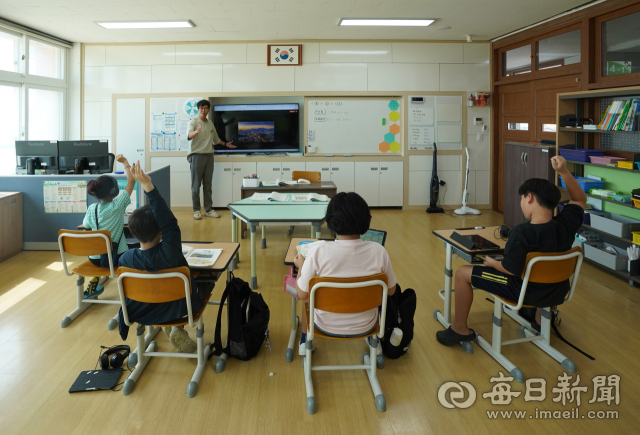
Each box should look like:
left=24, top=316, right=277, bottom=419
left=187, top=100, right=236, bottom=220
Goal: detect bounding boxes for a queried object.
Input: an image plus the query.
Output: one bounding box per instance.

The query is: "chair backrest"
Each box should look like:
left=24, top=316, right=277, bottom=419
left=292, top=171, right=321, bottom=182
left=58, top=229, right=112, bottom=256
left=117, top=266, right=192, bottom=303
left=116, top=266, right=194, bottom=327
left=522, top=246, right=582, bottom=283
left=309, top=273, right=388, bottom=314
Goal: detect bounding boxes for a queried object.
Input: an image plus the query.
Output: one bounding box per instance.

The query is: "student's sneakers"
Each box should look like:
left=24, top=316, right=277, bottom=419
left=194, top=211, right=202, bottom=220
left=299, top=340, right=316, bottom=356
left=84, top=277, right=104, bottom=299
left=169, top=328, right=197, bottom=353
left=162, top=326, right=172, bottom=339
left=205, top=210, right=220, bottom=218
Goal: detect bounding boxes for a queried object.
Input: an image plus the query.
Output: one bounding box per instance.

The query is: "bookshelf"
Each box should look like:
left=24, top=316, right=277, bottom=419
left=556, top=86, right=640, bottom=288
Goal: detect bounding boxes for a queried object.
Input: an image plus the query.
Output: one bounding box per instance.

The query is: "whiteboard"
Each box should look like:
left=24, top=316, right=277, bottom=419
left=408, top=96, right=462, bottom=150
left=306, top=97, right=402, bottom=155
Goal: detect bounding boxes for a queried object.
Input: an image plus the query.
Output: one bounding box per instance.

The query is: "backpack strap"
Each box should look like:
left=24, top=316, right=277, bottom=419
left=208, top=273, right=232, bottom=359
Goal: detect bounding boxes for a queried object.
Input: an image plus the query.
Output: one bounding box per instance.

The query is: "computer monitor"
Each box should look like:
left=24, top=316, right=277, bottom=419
left=58, top=140, right=111, bottom=174
left=15, top=140, right=59, bottom=174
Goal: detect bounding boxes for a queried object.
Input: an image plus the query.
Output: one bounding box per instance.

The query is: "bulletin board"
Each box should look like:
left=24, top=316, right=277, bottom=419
left=306, top=97, right=403, bottom=155
left=149, top=97, right=203, bottom=152
left=408, top=96, right=462, bottom=150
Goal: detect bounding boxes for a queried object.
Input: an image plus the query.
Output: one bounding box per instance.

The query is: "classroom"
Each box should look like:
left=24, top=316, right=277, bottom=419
left=1, top=0, right=640, bottom=433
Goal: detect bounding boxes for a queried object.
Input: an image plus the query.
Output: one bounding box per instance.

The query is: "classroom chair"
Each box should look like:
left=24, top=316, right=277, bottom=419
left=287, top=170, right=322, bottom=236
left=474, top=247, right=583, bottom=383
left=116, top=266, right=212, bottom=398
left=57, top=229, right=121, bottom=329
left=302, top=273, right=388, bottom=414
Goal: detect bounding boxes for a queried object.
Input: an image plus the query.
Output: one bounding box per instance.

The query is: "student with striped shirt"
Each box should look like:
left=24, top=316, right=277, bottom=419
left=82, top=154, right=135, bottom=297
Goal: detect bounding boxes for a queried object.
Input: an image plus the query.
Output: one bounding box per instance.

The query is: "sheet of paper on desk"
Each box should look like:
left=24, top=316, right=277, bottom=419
left=262, top=181, right=279, bottom=187
left=186, top=249, right=223, bottom=268
left=296, top=240, right=326, bottom=257
left=252, top=193, right=271, bottom=201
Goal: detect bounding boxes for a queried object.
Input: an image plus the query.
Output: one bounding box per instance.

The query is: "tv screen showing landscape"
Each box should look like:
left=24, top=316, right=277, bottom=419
left=213, top=103, right=299, bottom=154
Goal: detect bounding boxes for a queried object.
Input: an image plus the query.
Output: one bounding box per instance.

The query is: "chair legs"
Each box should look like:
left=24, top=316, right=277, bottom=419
left=518, top=308, right=576, bottom=373
left=124, top=319, right=211, bottom=398
left=61, top=275, right=120, bottom=329
left=303, top=335, right=386, bottom=414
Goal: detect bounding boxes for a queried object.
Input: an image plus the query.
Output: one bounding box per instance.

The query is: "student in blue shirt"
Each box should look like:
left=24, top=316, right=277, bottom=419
left=117, top=161, right=215, bottom=353
left=82, top=154, right=135, bottom=297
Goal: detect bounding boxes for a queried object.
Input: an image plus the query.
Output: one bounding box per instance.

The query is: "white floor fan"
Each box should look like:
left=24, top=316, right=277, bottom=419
left=455, top=147, right=481, bottom=215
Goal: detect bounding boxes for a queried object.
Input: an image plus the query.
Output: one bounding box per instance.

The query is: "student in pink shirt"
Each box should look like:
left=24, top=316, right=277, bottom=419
left=294, top=192, right=397, bottom=355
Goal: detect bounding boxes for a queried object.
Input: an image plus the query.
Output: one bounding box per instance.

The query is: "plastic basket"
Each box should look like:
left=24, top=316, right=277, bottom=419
left=589, top=156, right=625, bottom=165
left=633, top=231, right=640, bottom=245
left=633, top=198, right=640, bottom=209
left=618, top=161, right=634, bottom=169
left=559, top=176, right=605, bottom=193
left=242, top=178, right=260, bottom=187
left=559, top=148, right=604, bottom=162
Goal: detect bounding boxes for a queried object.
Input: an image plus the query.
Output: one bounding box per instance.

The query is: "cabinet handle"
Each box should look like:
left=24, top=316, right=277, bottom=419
left=381, top=167, right=388, bottom=170
left=371, top=167, right=377, bottom=171
left=273, top=168, right=280, bottom=171
left=520, top=152, right=525, bottom=164
left=234, top=168, right=241, bottom=171
left=7, top=199, right=17, bottom=204
left=524, top=153, right=528, bottom=164
left=223, top=168, right=231, bottom=171
left=322, top=167, right=329, bottom=171
left=282, top=168, right=290, bottom=171
left=333, top=167, right=339, bottom=171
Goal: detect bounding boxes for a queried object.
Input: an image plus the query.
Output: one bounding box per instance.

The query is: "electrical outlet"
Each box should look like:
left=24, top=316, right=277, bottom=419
left=482, top=125, right=488, bottom=132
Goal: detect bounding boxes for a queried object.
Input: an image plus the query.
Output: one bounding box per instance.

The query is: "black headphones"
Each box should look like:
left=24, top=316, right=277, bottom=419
left=99, top=345, right=130, bottom=370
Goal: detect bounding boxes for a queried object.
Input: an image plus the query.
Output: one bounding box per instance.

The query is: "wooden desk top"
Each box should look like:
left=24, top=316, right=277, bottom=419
left=242, top=181, right=336, bottom=191
left=432, top=226, right=507, bottom=255
left=284, top=238, right=319, bottom=265
left=183, top=242, right=240, bottom=272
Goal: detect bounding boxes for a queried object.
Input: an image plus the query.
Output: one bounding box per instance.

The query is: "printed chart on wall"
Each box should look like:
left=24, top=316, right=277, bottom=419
left=150, top=97, right=203, bottom=152
left=409, top=96, right=462, bottom=150
left=306, top=97, right=402, bottom=155
left=43, top=181, right=87, bottom=213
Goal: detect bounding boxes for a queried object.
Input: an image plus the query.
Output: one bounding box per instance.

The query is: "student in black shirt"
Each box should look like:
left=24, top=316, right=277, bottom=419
left=436, top=156, right=586, bottom=346
left=117, top=161, right=215, bottom=352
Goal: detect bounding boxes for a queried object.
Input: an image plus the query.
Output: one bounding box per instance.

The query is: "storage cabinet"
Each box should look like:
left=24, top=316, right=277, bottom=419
left=0, top=192, right=23, bottom=263
left=256, top=162, right=306, bottom=181
left=355, top=162, right=403, bottom=207
left=503, top=142, right=556, bottom=227
left=305, top=161, right=355, bottom=193
left=212, top=162, right=257, bottom=207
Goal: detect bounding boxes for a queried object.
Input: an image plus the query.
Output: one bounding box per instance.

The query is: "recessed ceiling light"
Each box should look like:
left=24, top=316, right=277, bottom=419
left=339, top=19, right=434, bottom=27
left=95, top=20, right=194, bottom=29
left=437, top=26, right=451, bottom=30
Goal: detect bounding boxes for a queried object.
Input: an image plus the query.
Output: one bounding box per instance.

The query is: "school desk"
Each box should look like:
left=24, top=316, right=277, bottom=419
left=431, top=226, right=508, bottom=353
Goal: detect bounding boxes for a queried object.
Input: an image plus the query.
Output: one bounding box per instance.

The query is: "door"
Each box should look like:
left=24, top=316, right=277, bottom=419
left=329, top=162, right=354, bottom=193
left=115, top=98, right=145, bottom=164
left=232, top=162, right=257, bottom=202
left=256, top=162, right=281, bottom=181
left=355, top=162, right=380, bottom=206
left=379, top=162, right=403, bottom=207
left=212, top=162, right=232, bottom=207
left=281, top=162, right=306, bottom=180
left=304, top=161, right=331, bottom=181
left=504, top=143, right=525, bottom=227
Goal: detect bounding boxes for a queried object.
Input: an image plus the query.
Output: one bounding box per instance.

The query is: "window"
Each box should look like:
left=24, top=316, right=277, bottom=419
left=28, top=88, right=64, bottom=140
left=502, top=45, right=531, bottom=76
left=537, top=29, right=581, bottom=70
left=601, top=10, right=640, bottom=76
left=541, top=124, right=557, bottom=133
left=29, top=39, right=65, bottom=79
left=0, top=29, right=22, bottom=73
left=0, top=84, right=21, bottom=175
left=508, top=123, right=529, bottom=131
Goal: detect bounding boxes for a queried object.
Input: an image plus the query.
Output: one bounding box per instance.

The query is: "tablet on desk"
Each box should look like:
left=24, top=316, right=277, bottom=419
left=361, top=229, right=387, bottom=246
left=451, top=232, right=499, bottom=250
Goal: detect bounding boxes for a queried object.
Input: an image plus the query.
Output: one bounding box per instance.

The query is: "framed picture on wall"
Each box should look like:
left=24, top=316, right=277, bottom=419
left=267, top=44, right=302, bottom=66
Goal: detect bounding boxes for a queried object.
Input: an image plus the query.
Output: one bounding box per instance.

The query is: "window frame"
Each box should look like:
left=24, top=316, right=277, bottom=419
left=25, top=83, right=67, bottom=141
left=25, top=36, right=67, bottom=86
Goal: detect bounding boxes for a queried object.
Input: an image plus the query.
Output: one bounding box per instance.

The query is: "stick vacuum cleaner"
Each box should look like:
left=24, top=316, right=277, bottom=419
left=426, top=142, right=444, bottom=214
left=455, top=147, right=481, bottom=215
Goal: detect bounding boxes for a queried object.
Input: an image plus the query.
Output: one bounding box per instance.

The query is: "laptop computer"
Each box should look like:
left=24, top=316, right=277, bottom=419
left=69, top=368, right=123, bottom=393
left=360, top=229, right=387, bottom=246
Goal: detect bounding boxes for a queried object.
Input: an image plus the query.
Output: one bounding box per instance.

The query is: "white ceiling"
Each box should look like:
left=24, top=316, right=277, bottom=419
left=0, top=0, right=592, bottom=44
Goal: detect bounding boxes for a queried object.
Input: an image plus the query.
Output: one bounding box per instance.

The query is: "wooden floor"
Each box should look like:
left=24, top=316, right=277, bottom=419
left=0, top=208, right=638, bottom=434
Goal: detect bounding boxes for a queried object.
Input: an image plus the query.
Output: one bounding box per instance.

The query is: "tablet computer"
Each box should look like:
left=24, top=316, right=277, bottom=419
left=361, top=229, right=387, bottom=246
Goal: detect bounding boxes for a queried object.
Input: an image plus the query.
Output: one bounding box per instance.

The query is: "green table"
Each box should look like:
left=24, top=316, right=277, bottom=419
left=228, top=196, right=328, bottom=289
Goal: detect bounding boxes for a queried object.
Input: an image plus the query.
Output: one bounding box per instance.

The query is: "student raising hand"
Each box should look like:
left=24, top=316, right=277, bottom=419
left=131, top=161, right=154, bottom=192
left=551, top=156, right=568, bottom=174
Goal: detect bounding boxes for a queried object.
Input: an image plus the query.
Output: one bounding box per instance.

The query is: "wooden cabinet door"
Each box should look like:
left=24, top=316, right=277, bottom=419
left=504, top=143, right=525, bottom=227
left=525, top=147, right=555, bottom=182
left=2, top=195, right=22, bottom=258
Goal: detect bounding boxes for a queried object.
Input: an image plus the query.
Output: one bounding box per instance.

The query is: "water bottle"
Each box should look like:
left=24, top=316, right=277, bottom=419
left=390, top=327, right=403, bottom=347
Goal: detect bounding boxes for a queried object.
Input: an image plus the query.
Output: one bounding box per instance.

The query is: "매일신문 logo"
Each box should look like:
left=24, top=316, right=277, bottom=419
left=438, top=381, right=477, bottom=409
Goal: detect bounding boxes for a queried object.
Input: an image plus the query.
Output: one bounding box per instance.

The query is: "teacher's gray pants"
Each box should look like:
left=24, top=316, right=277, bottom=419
left=190, top=153, right=214, bottom=212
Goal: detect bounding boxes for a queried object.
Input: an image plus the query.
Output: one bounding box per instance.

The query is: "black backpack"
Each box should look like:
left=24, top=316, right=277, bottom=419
left=380, top=284, right=416, bottom=359
left=209, top=273, right=270, bottom=361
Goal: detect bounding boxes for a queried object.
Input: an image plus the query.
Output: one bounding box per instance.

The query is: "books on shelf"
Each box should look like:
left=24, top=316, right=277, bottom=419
left=251, top=192, right=289, bottom=201
left=292, top=193, right=329, bottom=202
left=182, top=245, right=223, bottom=268
left=597, top=98, right=640, bottom=131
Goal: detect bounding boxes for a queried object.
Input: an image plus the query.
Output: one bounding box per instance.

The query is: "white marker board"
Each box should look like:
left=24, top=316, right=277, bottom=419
left=306, top=97, right=402, bottom=155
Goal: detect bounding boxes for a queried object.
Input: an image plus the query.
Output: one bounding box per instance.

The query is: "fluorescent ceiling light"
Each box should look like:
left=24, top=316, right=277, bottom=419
left=339, top=19, right=434, bottom=27
left=95, top=20, right=194, bottom=29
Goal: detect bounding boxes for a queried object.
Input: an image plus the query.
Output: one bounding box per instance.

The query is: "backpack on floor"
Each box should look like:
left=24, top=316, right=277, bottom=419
left=209, top=273, right=270, bottom=361
left=380, top=284, right=416, bottom=359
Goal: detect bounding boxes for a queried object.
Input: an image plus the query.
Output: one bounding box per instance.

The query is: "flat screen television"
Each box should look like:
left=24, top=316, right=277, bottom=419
left=58, top=140, right=111, bottom=174
left=212, top=103, right=299, bottom=154
left=15, top=140, right=59, bottom=174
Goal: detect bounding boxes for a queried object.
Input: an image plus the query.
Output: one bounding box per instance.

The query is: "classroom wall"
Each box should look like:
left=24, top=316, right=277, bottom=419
left=81, top=41, right=492, bottom=207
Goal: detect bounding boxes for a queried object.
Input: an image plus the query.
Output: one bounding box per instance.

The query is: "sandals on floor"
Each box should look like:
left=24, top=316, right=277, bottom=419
left=436, top=326, right=477, bottom=346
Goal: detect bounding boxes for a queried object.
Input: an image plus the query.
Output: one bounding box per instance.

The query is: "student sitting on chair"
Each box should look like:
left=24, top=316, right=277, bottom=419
left=293, top=192, right=397, bottom=355
left=82, top=154, right=135, bottom=298
left=117, top=161, right=215, bottom=353
left=436, top=156, right=586, bottom=346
